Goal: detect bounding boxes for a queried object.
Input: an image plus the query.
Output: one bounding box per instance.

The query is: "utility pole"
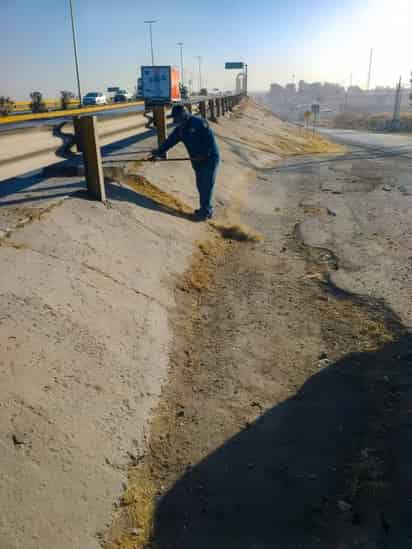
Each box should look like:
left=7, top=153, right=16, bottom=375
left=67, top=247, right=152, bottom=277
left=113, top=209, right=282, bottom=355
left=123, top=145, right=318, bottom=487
left=196, top=56, right=203, bottom=92
left=144, top=20, right=157, bottom=65
left=367, top=48, right=373, bottom=90
left=68, top=0, right=82, bottom=104
left=177, top=42, right=184, bottom=86
left=344, top=73, right=352, bottom=112
left=391, top=76, right=402, bottom=131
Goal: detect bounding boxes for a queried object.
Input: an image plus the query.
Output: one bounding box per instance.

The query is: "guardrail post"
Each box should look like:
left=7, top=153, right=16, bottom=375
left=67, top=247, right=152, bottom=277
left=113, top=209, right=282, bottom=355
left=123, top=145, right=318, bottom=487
left=199, top=101, right=207, bottom=119
left=215, top=98, right=221, bottom=118
left=153, top=105, right=167, bottom=157
left=221, top=97, right=226, bottom=116
left=208, top=99, right=217, bottom=122
left=74, top=115, right=106, bottom=202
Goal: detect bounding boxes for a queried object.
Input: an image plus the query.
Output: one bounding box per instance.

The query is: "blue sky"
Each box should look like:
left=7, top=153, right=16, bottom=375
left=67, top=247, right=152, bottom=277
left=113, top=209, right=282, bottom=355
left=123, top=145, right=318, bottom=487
left=2, top=0, right=411, bottom=100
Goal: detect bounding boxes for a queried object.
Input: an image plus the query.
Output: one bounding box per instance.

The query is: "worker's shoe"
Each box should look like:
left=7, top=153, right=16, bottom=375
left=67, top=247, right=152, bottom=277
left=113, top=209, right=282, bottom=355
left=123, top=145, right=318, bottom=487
left=193, top=208, right=213, bottom=221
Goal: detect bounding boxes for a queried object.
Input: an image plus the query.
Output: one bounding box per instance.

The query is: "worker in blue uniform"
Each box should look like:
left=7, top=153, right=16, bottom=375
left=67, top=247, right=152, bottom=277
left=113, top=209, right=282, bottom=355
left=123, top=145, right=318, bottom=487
left=148, top=105, right=220, bottom=221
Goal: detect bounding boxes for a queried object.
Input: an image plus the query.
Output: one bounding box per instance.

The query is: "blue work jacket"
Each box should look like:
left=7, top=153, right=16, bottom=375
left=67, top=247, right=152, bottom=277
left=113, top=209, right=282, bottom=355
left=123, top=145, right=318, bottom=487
left=157, top=115, right=220, bottom=167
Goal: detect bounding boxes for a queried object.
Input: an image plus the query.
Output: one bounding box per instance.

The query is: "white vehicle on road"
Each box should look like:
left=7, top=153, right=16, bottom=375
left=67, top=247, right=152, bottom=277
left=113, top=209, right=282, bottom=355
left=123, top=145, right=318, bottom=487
left=82, top=92, right=107, bottom=106
left=113, top=90, right=132, bottom=103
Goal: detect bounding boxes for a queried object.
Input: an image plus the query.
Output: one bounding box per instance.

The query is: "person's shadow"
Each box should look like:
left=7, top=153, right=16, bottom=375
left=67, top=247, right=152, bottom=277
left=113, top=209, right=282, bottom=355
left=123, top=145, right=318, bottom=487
left=149, top=328, right=412, bottom=548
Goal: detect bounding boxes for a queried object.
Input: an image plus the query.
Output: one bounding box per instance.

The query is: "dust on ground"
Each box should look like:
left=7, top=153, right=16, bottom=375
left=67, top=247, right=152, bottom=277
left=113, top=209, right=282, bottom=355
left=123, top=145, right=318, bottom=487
left=104, top=106, right=410, bottom=548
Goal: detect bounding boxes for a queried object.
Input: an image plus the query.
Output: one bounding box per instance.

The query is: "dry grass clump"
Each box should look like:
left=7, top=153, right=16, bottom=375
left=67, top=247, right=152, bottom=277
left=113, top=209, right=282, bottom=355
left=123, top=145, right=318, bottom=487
left=104, top=470, right=156, bottom=549
left=182, top=238, right=226, bottom=292
left=210, top=220, right=263, bottom=242
left=272, top=131, right=345, bottom=156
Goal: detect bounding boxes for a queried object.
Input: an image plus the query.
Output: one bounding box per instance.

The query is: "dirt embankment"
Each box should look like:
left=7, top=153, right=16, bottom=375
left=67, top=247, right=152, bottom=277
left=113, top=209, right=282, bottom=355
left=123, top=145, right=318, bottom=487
left=103, top=104, right=406, bottom=548
left=0, top=99, right=344, bottom=549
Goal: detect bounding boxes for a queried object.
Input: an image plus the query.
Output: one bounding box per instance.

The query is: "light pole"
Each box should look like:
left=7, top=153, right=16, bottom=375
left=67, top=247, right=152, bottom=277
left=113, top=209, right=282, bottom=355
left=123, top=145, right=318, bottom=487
left=177, top=42, right=184, bottom=86
left=367, top=48, right=373, bottom=90
left=144, top=20, right=157, bottom=65
left=68, top=0, right=82, bottom=104
left=196, top=56, right=202, bottom=92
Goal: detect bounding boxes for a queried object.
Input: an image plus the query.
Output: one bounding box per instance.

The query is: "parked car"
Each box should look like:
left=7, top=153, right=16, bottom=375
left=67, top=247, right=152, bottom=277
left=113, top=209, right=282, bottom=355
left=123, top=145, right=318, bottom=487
left=113, top=90, right=132, bottom=103
left=82, top=92, right=107, bottom=106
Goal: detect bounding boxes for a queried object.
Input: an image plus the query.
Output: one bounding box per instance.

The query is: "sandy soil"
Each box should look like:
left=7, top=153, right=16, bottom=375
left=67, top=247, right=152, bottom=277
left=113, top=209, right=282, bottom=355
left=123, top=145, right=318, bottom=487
left=103, top=105, right=412, bottom=548
left=0, top=99, right=344, bottom=549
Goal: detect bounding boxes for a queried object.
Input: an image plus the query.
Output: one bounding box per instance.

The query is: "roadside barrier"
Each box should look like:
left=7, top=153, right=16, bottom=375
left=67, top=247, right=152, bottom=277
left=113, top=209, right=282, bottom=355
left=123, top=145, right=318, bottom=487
left=1, top=94, right=244, bottom=202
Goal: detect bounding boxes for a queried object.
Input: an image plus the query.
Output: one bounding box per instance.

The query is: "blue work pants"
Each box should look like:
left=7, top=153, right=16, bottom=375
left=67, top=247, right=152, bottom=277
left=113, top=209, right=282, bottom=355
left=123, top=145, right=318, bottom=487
left=194, top=158, right=219, bottom=216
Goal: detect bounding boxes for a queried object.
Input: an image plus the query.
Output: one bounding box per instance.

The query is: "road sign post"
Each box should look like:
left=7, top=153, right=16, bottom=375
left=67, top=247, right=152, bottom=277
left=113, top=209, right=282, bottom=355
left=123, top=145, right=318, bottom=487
left=311, top=103, right=320, bottom=134
left=225, top=62, right=247, bottom=96
left=225, top=62, right=244, bottom=70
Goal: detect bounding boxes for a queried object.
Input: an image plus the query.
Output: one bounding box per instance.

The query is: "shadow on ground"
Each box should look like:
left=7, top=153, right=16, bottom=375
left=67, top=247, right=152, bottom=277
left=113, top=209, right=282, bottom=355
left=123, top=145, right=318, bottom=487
left=106, top=181, right=195, bottom=222
left=149, top=329, right=412, bottom=549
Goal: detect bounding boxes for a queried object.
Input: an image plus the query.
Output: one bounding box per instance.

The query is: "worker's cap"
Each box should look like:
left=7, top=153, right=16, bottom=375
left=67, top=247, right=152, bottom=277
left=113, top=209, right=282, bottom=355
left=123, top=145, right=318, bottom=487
left=167, top=104, right=187, bottom=120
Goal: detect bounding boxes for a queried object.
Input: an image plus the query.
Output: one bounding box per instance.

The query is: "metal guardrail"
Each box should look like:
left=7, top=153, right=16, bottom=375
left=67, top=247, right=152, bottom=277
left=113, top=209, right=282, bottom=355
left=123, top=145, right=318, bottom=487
left=12, top=99, right=79, bottom=111
left=0, top=100, right=145, bottom=125
left=76, top=94, right=244, bottom=201
left=1, top=93, right=244, bottom=201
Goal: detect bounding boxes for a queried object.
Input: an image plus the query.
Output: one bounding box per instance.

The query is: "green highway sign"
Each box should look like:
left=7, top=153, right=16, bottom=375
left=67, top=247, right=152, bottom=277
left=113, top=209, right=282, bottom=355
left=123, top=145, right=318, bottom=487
left=225, top=62, right=244, bottom=70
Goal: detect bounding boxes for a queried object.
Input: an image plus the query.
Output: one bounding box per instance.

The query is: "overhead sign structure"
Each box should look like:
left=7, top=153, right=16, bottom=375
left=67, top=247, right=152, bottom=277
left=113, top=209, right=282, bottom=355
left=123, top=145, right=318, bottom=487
left=141, top=66, right=181, bottom=103
left=225, top=62, right=244, bottom=70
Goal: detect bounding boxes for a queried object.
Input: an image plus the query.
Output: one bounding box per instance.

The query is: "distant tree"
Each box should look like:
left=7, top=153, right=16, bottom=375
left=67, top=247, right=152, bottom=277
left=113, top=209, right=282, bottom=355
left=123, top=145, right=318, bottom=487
left=30, top=91, right=47, bottom=113
left=60, top=90, right=75, bottom=110
left=0, top=96, right=14, bottom=116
